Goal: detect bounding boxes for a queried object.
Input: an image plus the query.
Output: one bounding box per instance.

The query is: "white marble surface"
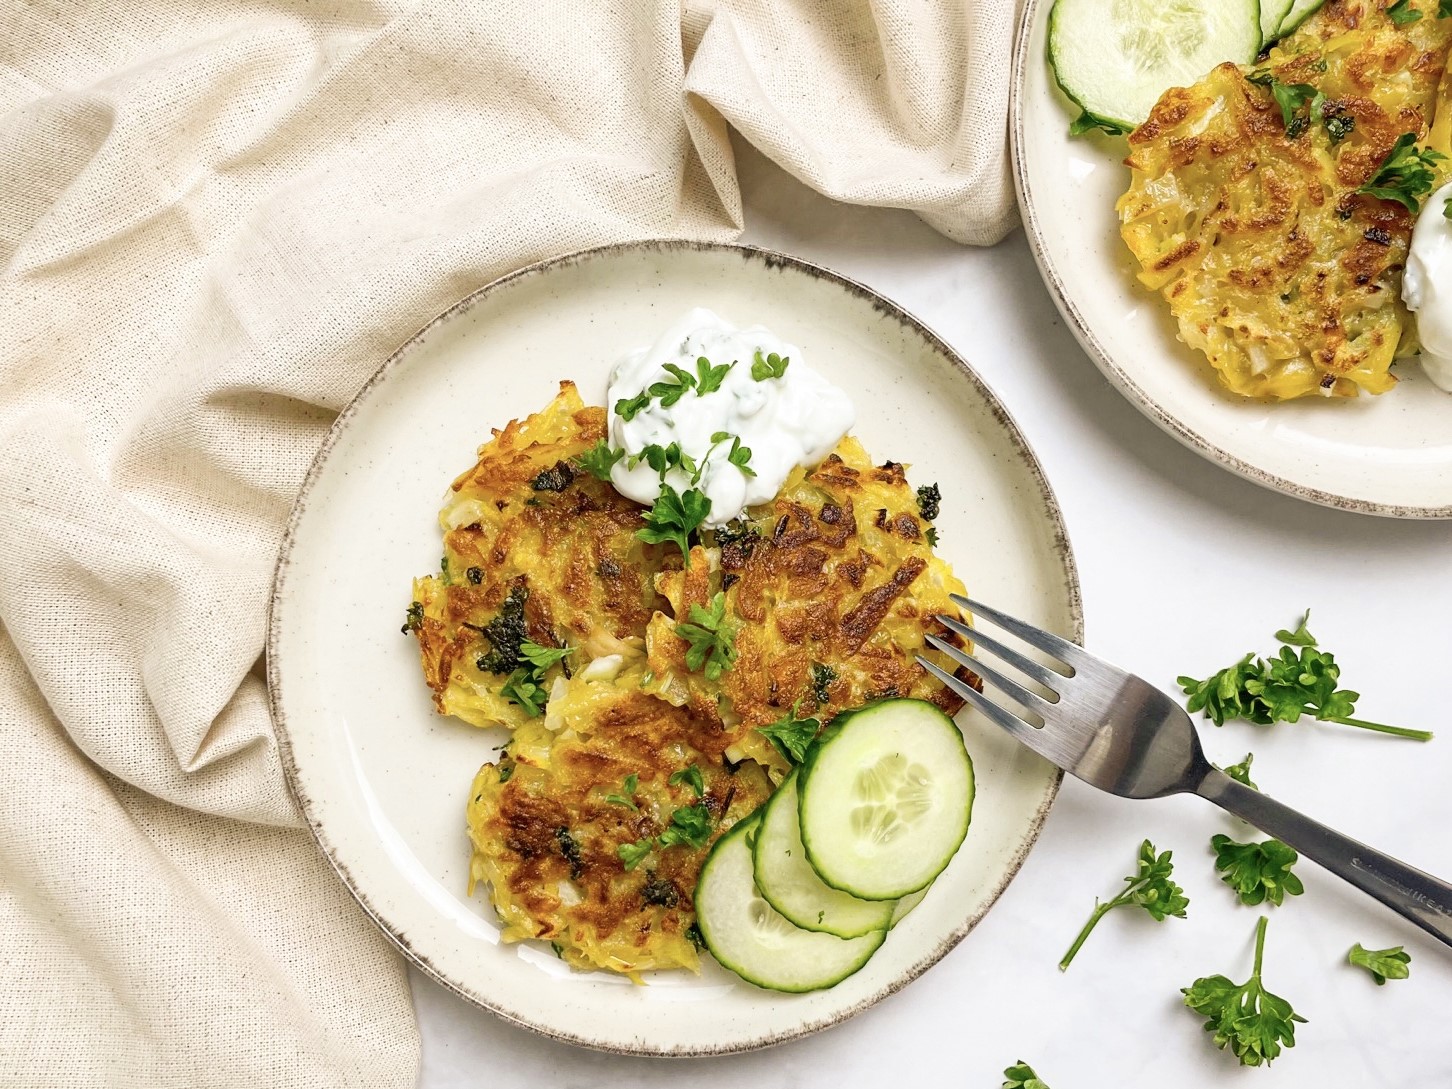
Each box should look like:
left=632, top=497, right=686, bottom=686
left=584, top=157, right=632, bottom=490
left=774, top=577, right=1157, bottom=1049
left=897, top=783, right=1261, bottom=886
left=411, top=145, right=1452, bottom=1088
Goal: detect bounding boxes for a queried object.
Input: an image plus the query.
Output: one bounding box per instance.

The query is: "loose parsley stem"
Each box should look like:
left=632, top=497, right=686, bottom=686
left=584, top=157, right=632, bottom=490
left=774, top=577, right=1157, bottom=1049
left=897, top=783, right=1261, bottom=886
left=1060, top=897, right=1119, bottom=970
left=1325, top=713, right=1432, bottom=742
left=1252, top=915, right=1268, bottom=979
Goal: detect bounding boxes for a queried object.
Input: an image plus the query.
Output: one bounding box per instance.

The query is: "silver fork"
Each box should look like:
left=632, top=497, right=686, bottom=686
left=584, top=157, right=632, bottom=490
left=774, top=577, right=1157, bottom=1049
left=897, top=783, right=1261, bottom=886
left=918, top=594, right=1452, bottom=949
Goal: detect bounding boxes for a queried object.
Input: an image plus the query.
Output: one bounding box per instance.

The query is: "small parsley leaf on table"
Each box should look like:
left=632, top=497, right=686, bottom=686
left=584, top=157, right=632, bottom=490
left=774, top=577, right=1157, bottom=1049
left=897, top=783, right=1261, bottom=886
left=1178, top=611, right=1431, bottom=741
left=1219, top=752, right=1258, bottom=789
left=1060, top=839, right=1189, bottom=970
left=1183, top=917, right=1306, bottom=1067
left=674, top=592, right=738, bottom=680
left=1002, top=1062, right=1050, bottom=1089
left=1348, top=942, right=1411, bottom=985
left=1211, top=834, right=1304, bottom=907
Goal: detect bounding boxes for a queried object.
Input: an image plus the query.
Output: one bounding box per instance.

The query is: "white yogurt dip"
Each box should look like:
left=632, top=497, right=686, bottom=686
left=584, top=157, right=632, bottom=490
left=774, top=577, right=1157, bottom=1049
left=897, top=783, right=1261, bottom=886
left=1401, top=179, right=1452, bottom=392
left=606, top=308, right=855, bottom=527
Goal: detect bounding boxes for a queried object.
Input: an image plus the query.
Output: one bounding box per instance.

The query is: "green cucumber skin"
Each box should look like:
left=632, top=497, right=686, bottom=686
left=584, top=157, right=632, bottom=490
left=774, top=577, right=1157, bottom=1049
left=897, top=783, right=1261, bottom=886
left=752, top=771, right=894, bottom=939
left=796, top=698, right=974, bottom=902
left=1047, top=0, right=1263, bottom=133
left=1260, top=0, right=1294, bottom=44
left=695, top=814, right=885, bottom=994
left=1276, top=0, right=1324, bottom=38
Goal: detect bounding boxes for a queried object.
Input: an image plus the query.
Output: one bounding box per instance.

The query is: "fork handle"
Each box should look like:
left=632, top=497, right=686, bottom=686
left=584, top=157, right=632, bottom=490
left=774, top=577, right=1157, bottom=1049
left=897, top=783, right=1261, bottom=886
left=1197, top=768, right=1452, bottom=948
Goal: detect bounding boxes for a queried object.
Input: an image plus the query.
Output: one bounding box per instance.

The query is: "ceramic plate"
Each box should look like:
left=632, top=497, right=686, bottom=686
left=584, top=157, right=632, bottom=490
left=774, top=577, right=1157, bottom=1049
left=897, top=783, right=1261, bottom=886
left=267, top=241, right=1081, bottom=1055
left=1012, top=0, right=1452, bottom=517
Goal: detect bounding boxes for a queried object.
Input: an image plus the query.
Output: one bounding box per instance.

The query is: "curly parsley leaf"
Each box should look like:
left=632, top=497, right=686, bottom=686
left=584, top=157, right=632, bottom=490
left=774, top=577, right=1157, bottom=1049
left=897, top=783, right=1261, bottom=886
left=496, top=638, right=571, bottom=717
left=519, top=640, right=572, bottom=672
left=575, top=439, right=624, bottom=481
left=757, top=701, right=821, bottom=765
left=1068, top=108, right=1132, bottom=137
left=674, top=592, right=738, bottom=680
left=1211, top=834, right=1305, bottom=907
left=614, top=390, right=652, bottom=422
left=605, top=773, right=639, bottom=809
left=1178, top=612, right=1431, bottom=740
left=1246, top=71, right=1324, bottom=137
left=657, top=803, right=713, bottom=850
left=1388, top=0, right=1423, bottom=23
left=1358, top=132, right=1447, bottom=213
left=617, top=838, right=652, bottom=870
left=694, top=356, right=734, bottom=395
left=636, top=482, right=711, bottom=565
left=750, top=349, right=790, bottom=381
left=710, top=431, right=756, bottom=478
left=669, top=764, right=706, bottom=797
left=1002, top=1063, right=1050, bottom=1089
left=1060, top=839, right=1189, bottom=970
left=1348, top=942, right=1411, bottom=985
left=1183, top=917, right=1306, bottom=1067
left=1219, top=752, right=1259, bottom=789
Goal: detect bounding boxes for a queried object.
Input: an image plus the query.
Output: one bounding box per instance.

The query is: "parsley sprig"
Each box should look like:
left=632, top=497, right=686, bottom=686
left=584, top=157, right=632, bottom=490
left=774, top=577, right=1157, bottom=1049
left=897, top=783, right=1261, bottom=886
left=674, top=592, right=738, bottom=680
left=1357, top=132, right=1447, bottom=213
left=498, top=640, right=573, bottom=717
left=1388, top=0, right=1423, bottom=23
left=1219, top=752, right=1258, bottom=789
left=575, top=439, right=624, bottom=481
left=1060, top=839, right=1189, bottom=970
left=1183, top=917, right=1306, bottom=1067
left=604, top=773, right=639, bottom=809
left=637, top=482, right=712, bottom=564
left=1348, top=942, right=1411, bottom=985
left=1178, top=612, right=1431, bottom=741
left=1002, top=1062, right=1050, bottom=1089
left=757, top=701, right=821, bottom=764
left=614, top=355, right=735, bottom=421
left=750, top=349, right=790, bottom=380
left=669, top=764, right=706, bottom=797
left=657, top=803, right=713, bottom=850
left=1212, top=834, right=1305, bottom=907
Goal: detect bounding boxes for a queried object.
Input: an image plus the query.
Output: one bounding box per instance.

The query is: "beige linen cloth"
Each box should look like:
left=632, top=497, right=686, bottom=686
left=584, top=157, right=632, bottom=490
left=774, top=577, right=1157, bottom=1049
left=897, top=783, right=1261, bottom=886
left=0, top=2, right=1016, bottom=1085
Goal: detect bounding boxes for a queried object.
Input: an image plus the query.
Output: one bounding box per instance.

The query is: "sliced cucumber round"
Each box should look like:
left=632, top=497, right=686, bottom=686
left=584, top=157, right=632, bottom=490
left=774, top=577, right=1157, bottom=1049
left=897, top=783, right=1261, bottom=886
left=1276, top=0, right=1324, bottom=37
left=752, top=772, right=895, bottom=939
left=695, top=814, right=885, bottom=993
left=1048, top=0, right=1262, bottom=132
left=889, top=888, right=927, bottom=929
left=799, top=699, right=973, bottom=901
left=1261, top=0, right=1295, bottom=44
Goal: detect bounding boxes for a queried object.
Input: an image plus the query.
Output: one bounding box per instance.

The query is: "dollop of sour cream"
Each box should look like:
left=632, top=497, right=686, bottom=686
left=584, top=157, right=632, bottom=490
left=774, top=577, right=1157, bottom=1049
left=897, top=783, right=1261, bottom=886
left=606, top=308, right=855, bottom=527
left=1401, top=180, right=1452, bottom=392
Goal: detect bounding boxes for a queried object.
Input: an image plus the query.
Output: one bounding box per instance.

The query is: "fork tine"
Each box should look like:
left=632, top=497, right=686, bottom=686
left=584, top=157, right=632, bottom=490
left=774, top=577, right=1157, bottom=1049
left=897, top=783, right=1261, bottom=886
left=920, top=655, right=1086, bottom=768
left=923, top=633, right=1053, bottom=717
left=935, top=613, right=1064, bottom=691
left=953, top=595, right=1086, bottom=668
left=916, top=656, right=1038, bottom=742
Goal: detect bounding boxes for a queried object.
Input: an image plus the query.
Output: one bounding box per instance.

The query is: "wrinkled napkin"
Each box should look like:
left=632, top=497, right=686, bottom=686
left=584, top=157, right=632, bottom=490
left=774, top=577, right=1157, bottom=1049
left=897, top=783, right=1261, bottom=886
left=0, top=1, right=1017, bottom=1084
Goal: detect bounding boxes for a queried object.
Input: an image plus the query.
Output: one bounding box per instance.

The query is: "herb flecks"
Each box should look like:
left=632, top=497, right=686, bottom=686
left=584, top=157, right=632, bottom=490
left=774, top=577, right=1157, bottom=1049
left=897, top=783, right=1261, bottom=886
left=401, top=601, right=424, bottom=634
left=1358, top=132, right=1446, bottom=214
left=473, top=584, right=531, bottom=674
left=757, top=702, right=821, bottom=765
left=811, top=662, right=838, bottom=706
left=1178, top=611, right=1431, bottom=741
left=1060, top=839, right=1189, bottom=970
left=1183, top=917, right=1306, bottom=1067
left=674, top=592, right=738, bottom=680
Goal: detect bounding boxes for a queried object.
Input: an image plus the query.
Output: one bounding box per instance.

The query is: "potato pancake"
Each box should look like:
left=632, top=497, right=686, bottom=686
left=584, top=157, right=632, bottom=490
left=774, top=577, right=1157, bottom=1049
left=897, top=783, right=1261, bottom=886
left=466, top=661, right=771, bottom=976
left=643, top=437, right=972, bottom=777
left=408, top=383, right=669, bottom=730
left=410, top=390, right=974, bottom=975
left=1118, top=0, right=1452, bottom=399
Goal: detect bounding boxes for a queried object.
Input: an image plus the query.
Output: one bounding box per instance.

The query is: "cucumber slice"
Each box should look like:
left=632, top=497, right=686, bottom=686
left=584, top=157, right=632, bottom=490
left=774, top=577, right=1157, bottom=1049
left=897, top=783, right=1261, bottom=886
left=1261, top=0, right=1294, bottom=43
left=799, top=699, right=974, bottom=901
left=753, top=772, right=895, bottom=938
left=1048, top=0, right=1262, bottom=132
left=1276, top=0, right=1323, bottom=37
left=695, top=815, right=885, bottom=993
left=889, top=888, right=927, bottom=929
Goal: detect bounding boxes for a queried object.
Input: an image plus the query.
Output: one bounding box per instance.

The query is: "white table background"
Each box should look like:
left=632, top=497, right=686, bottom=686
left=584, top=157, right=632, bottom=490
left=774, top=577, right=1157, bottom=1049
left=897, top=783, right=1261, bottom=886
left=411, top=144, right=1452, bottom=1088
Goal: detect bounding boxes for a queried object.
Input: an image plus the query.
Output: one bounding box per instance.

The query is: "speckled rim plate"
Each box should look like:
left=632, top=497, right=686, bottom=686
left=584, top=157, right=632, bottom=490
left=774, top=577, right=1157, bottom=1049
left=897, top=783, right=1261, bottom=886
left=267, top=241, right=1082, bottom=1055
left=1012, top=0, right=1452, bottom=518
